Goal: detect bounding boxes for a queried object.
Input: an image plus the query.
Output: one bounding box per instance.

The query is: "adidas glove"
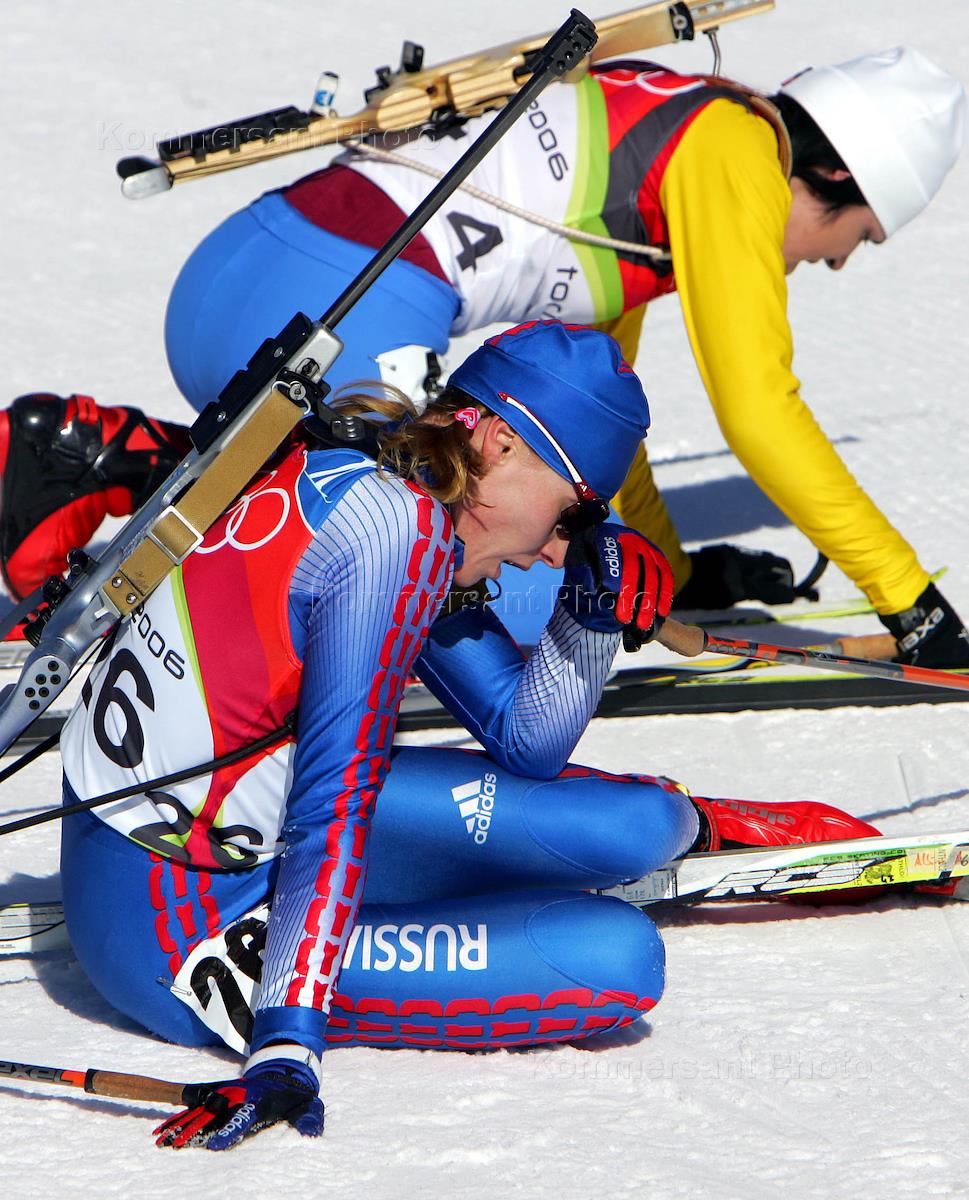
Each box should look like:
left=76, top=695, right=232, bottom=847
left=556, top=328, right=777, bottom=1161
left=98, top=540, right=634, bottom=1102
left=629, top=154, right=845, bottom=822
left=672, top=543, right=796, bottom=610
left=879, top=583, right=969, bottom=669
left=558, top=523, right=673, bottom=651
left=154, top=1047, right=324, bottom=1151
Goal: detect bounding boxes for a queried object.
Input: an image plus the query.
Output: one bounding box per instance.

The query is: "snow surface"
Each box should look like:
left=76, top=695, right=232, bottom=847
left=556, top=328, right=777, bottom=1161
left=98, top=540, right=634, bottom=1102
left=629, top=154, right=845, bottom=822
left=3, top=0, right=969, bottom=1193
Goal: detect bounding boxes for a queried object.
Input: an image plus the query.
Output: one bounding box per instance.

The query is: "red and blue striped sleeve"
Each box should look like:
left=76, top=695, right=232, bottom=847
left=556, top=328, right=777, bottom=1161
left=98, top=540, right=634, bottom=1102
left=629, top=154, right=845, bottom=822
left=251, top=472, right=453, bottom=1057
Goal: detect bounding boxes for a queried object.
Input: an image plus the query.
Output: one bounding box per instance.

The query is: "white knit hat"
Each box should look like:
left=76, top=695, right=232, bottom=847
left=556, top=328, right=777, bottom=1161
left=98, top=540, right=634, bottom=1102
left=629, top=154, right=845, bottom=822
left=781, top=47, right=965, bottom=237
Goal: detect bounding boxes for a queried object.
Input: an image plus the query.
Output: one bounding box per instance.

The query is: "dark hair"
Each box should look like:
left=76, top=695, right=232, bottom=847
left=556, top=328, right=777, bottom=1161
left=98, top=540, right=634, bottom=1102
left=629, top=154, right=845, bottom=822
left=770, top=92, right=868, bottom=213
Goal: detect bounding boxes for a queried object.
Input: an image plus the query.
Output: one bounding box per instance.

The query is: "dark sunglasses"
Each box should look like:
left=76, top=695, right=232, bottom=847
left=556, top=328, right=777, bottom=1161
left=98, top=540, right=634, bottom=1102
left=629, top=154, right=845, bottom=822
left=555, top=481, right=611, bottom=540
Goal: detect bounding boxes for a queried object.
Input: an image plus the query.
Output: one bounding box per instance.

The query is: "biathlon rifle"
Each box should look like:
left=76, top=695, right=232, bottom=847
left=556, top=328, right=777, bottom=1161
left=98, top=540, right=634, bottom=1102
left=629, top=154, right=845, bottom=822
left=117, top=0, right=773, bottom=198
left=0, top=10, right=598, bottom=758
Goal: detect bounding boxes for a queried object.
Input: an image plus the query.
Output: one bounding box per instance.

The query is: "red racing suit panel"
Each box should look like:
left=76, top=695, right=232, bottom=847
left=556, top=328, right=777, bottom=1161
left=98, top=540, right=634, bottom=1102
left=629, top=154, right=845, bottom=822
left=591, top=62, right=767, bottom=312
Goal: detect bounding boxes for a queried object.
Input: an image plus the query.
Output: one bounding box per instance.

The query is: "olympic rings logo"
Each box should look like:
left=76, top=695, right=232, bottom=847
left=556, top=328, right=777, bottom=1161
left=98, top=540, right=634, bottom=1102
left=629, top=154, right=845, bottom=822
left=603, top=67, right=701, bottom=98
left=196, top=472, right=291, bottom=555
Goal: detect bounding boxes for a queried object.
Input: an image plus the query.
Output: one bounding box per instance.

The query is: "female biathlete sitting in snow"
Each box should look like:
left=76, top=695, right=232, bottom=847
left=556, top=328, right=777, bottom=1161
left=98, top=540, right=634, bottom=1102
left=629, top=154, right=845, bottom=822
left=58, top=321, right=886, bottom=1151
left=2, top=47, right=967, bottom=664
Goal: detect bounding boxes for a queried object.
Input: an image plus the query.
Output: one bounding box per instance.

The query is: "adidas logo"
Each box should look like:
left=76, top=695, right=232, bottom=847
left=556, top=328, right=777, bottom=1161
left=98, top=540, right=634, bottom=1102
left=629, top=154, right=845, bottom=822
left=451, top=773, right=498, bottom=845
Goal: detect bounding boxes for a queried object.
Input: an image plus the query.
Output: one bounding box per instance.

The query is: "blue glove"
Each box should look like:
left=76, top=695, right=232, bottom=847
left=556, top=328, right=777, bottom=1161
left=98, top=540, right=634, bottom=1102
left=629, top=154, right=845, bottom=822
left=558, top=523, right=674, bottom=650
left=154, top=1050, right=325, bottom=1151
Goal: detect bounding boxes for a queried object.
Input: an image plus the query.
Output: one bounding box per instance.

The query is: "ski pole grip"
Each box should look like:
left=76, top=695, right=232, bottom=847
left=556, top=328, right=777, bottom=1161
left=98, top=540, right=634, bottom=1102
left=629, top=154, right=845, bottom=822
left=829, top=633, right=898, bottom=661
left=657, top=617, right=706, bottom=658
left=85, top=1069, right=194, bottom=1106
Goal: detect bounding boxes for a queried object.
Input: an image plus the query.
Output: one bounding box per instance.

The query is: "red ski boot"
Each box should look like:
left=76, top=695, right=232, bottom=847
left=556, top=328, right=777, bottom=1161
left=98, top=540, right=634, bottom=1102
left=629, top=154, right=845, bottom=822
left=691, top=795, right=881, bottom=852
left=0, top=393, right=191, bottom=600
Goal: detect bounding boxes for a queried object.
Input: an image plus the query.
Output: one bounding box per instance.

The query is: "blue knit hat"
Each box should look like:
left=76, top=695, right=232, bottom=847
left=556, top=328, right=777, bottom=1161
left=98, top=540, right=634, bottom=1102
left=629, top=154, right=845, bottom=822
left=448, top=320, right=650, bottom=500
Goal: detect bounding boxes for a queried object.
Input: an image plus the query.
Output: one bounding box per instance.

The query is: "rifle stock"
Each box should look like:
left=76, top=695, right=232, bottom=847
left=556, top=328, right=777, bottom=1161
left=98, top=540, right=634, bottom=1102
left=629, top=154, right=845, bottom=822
left=117, top=0, right=773, bottom=198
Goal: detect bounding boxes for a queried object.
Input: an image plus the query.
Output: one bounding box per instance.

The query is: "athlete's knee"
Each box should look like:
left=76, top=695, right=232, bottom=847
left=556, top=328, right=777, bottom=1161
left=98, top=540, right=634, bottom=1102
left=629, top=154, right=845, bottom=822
left=629, top=784, right=699, bottom=872
left=525, top=892, right=666, bottom=1040
left=326, top=889, right=666, bottom=1050
left=532, top=892, right=664, bottom=992
left=522, top=773, right=698, bottom=882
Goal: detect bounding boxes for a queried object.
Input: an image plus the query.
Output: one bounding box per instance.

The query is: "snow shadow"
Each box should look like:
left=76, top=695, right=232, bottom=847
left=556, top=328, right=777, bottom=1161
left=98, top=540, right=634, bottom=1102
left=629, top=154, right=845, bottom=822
left=654, top=896, right=906, bottom=928
left=0, top=1082, right=174, bottom=1123
left=861, top=786, right=969, bottom=822
left=655, top=434, right=862, bottom=543
left=30, top=953, right=157, bottom=1038
left=0, top=869, right=61, bottom=906
left=651, top=433, right=860, bottom=472
left=661, top=475, right=789, bottom=542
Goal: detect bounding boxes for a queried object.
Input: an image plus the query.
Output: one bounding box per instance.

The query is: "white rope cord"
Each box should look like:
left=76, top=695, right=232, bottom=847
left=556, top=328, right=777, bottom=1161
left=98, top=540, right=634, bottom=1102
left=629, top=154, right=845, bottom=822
left=345, top=140, right=672, bottom=264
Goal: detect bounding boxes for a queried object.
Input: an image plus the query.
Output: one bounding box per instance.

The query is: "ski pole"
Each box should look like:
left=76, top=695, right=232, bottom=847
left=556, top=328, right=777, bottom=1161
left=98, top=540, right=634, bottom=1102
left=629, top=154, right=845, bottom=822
left=657, top=618, right=969, bottom=695
left=792, top=551, right=828, bottom=601
left=0, top=1059, right=211, bottom=1107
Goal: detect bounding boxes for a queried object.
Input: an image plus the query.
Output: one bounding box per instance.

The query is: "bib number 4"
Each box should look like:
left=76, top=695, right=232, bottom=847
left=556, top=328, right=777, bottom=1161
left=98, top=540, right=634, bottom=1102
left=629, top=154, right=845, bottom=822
left=446, top=212, right=502, bottom=272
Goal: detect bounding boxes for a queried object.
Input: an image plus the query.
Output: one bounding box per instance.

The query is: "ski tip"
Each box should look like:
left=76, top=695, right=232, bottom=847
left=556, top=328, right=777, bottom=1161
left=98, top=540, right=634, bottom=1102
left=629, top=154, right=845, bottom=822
left=0, top=902, right=70, bottom=956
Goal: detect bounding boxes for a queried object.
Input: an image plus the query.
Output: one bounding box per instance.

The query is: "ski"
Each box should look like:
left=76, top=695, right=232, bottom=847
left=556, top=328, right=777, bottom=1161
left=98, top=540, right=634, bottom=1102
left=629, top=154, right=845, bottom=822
left=602, top=829, right=969, bottom=905
left=686, top=568, right=948, bottom=631
left=2, top=827, right=966, bottom=958
left=398, top=663, right=969, bottom=727
left=690, top=598, right=875, bottom=629
left=0, top=902, right=69, bottom=954
left=10, top=656, right=968, bottom=758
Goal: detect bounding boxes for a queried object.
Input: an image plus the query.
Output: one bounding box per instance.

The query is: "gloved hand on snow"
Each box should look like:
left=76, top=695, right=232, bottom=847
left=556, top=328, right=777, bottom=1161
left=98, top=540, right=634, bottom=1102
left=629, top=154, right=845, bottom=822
left=154, top=1047, right=324, bottom=1151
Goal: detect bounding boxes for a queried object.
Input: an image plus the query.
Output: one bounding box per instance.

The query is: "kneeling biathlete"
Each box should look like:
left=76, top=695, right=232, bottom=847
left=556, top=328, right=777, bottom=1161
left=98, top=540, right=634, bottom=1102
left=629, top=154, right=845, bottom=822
left=57, top=321, right=879, bottom=1150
